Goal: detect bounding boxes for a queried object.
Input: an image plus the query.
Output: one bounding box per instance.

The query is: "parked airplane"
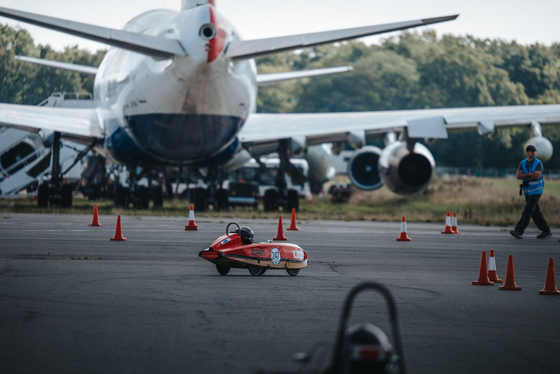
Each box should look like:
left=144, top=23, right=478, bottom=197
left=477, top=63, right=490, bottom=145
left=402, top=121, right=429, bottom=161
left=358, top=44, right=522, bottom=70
left=0, top=0, right=559, bottom=211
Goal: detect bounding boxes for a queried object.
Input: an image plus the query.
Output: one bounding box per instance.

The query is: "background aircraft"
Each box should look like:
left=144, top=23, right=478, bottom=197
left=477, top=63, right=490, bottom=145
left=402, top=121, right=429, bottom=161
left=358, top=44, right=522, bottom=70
left=0, top=0, right=559, bottom=211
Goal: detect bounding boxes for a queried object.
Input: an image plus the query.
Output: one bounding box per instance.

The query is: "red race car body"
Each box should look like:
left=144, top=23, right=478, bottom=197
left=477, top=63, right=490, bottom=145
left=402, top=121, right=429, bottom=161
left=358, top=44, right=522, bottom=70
left=199, top=223, right=308, bottom=276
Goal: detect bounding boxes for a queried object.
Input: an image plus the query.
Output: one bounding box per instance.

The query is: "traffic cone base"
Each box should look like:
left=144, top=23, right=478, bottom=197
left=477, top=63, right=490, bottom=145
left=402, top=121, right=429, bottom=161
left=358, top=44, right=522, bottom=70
left=396, top=216, right=412, bottom=241
left=499, top=254, right=521, bottom=291
left=185, top=205, right=199, bottom=231
left=110, top=215, right=127, bottom=241
left=487, top=249, right=503, bottom=283
left=287, top=208, right=300, bottom=231
left=273, top=216, right=288, bottom=241
left=539, top=258, right=560, bottom=295
left=89, top=204, right=102, bottom=227
left=472, top=251, right=494, bottom=286
left=441, top=211, right=454, bottom=234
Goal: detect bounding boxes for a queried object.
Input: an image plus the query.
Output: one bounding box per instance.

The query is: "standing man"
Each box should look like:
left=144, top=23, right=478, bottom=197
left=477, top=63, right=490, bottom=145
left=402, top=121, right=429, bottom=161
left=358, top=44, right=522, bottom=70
left=510, top=145, right=551, bottom=239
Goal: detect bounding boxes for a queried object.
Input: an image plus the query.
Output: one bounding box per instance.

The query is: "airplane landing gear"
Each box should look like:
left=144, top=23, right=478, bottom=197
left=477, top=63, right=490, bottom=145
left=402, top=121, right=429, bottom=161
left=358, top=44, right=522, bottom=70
left=261, top=139, right=301, bottom=212
left=113, top=166, right=164, bottom=210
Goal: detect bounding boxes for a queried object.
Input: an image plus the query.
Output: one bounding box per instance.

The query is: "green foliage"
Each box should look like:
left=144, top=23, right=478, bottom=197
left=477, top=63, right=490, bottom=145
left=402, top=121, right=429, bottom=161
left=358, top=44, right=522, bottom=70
left=0, top=23, right=105, bottom=105
left=255, top=31, right=560, bottom=168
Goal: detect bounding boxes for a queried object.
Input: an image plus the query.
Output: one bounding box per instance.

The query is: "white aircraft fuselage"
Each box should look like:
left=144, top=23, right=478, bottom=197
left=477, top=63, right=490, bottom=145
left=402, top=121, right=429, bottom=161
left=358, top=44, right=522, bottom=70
left=95, top=5, right=256, bottom=167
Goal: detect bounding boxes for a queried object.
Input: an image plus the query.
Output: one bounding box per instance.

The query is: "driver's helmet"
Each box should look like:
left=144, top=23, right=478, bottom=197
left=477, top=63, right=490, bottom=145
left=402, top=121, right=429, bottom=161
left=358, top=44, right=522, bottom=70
left=239, top=226, right=254, bottom=245
left=347, top=323, right=394, bottom=374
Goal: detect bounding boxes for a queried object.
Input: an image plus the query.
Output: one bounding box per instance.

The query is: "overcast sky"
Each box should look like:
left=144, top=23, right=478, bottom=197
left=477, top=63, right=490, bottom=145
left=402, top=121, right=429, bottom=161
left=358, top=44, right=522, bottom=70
left=1, top=0, right=559, bottom=52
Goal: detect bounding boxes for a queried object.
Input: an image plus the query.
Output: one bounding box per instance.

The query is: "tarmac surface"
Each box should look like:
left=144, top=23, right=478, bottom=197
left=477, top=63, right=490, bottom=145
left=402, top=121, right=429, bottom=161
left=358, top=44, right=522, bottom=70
left=1, top=213, right=559, bottom=374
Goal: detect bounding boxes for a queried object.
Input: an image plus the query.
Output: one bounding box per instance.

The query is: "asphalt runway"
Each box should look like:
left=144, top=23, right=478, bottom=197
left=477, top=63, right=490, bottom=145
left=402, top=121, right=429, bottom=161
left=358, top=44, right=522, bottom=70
left=1, top=213, right=559, bottom=374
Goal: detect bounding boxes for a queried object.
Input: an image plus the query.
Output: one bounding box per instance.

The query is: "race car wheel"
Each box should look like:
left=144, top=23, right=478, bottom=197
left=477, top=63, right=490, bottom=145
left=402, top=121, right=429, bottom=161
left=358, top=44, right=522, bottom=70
left=286, top=268, right=300, bottom=276
left=248, top=265, right=266, bottom=276
left=216, top=265, right=230, bottom=276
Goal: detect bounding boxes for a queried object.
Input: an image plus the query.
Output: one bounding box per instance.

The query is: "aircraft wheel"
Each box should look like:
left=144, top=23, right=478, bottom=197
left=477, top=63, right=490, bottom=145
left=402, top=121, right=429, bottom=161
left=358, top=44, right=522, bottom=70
left=217, top=189, right=229, bottom=211
left=248, top=264, right=266, bottom=276
left=287, top=189, right=299, bottom=212
left=153, top=185, right=163, bottom=208
left=138, top=186, right=149, bottom=210
left=286, top=268, right=300, bottom=276
left=264, top=189, right=277, bottom=212
left=37, top=183, right=49, bottom=207
left=114, top=185, right=126, bottom=208
left=216, top=265, right=230, bottom=276
left=194, top=187, right=207, bottom=212
left=61, top=184, right=73, bottom=208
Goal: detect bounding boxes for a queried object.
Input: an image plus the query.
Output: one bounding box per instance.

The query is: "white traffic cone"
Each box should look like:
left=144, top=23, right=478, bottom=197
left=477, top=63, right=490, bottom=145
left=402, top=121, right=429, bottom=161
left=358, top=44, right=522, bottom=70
left=185, top=205, right=199, bottom=231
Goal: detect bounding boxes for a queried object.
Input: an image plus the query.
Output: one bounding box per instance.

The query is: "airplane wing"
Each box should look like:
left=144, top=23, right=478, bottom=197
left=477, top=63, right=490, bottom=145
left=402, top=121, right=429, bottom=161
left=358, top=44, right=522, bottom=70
left=257, top=66, right=353, bottom=86
left=15, top=56, right=99, bottom=76
left=0, top=104, right=103, bottom=143
left=226, top=15, right=458, bottom=60
left=240, top=105, right=560, bottom=147
left=0, top=7, right=185, bottom=59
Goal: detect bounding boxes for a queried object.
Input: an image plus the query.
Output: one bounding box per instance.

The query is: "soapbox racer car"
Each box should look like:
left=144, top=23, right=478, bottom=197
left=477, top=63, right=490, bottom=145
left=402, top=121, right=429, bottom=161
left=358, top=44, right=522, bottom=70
left=199, top=222, right=308, bottom=276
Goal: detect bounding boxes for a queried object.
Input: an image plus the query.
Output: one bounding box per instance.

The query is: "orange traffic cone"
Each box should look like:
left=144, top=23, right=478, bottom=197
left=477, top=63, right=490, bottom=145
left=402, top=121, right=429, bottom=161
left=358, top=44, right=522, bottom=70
left=396, top=216, right=412, bottom=241
left=451, top=211, right=460, bottom=234
left=539, top=258, right=560, bottom=295
left=88, top=204, right=102, bottom=227
left=487, top=249, right=503, bottom=283
left=499, top=255, right=521, bottom=291
left=110, top=215, right=127, bottom=241
left=273, top=216, right=288, bottom=241
left=441, top=211, right=454, bottom=234
left=472, top=251, right=494, bottom=285
left=185, top=205, right=199, bottom=231
left=287, top=209, right=300, bottom=231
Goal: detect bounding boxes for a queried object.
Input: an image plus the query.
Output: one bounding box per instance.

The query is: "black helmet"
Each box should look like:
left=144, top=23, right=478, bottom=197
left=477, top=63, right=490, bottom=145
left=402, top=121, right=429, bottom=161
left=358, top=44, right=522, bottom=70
left=347, top=323, right=394, bottom=374
left=239, top=226, right=254, bottom=245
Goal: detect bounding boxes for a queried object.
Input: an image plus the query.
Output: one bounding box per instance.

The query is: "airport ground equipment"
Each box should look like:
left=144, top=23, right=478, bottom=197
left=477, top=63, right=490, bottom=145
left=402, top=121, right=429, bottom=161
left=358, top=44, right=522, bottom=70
left=293, top=282, right=407, bottom=374
left=328, top=183, right=352, bottom=203
left=198, top=222, right=307, bottom=276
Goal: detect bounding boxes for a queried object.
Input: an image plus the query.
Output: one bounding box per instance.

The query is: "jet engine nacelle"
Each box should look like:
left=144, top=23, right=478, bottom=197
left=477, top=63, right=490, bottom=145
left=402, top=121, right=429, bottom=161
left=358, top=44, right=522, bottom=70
left=378, top=141, right=435, bottom=195
left=525, top=136, right=553, bottom=162
left=347, top=146, right=384, bottom=191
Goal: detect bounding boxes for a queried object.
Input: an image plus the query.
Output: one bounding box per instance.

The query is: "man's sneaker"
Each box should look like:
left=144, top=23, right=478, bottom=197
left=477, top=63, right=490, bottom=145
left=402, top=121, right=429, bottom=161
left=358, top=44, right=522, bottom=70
left=510, top=230, right=523, bottom=239
left=537, top=231, right=552, bottom=239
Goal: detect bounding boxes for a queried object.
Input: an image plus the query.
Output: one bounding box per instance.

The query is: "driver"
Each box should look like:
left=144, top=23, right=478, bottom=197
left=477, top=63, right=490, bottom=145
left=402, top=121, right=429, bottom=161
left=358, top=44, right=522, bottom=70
left=239, top=226, right=254, bottom=245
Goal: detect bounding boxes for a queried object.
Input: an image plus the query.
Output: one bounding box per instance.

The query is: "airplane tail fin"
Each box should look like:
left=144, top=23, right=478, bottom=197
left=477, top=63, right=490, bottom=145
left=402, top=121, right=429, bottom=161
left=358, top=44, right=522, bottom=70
left=182, top=0, right=216, bottom=10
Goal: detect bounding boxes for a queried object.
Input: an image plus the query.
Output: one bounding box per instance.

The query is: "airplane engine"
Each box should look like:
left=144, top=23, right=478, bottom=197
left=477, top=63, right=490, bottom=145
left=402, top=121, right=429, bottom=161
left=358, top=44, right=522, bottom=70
left=378, top=141, right=435, bottom=195
left=525, top=136, right=553, bottom=162
left=347, top=146, right=384, bottom=191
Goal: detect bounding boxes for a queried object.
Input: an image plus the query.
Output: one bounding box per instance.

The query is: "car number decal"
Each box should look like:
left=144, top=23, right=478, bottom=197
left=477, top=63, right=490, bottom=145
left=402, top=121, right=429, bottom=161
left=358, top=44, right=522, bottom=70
left=271, top=248, right=281, bottom=266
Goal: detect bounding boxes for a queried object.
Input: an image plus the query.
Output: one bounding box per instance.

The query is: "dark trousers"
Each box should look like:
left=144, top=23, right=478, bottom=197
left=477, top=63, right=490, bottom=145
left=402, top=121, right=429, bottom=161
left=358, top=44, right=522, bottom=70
left=515, top=194, right=550, bottom=234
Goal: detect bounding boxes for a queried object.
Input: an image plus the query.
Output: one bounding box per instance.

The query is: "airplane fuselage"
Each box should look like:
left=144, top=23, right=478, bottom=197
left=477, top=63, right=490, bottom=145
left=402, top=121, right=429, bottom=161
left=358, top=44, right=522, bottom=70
left=94, top=5, right=257, bottom=167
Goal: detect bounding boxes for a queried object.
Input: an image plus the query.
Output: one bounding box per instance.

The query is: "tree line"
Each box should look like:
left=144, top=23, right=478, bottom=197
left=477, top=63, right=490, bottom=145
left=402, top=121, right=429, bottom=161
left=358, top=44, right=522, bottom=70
left=2, top=24, right=560, bottom=167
